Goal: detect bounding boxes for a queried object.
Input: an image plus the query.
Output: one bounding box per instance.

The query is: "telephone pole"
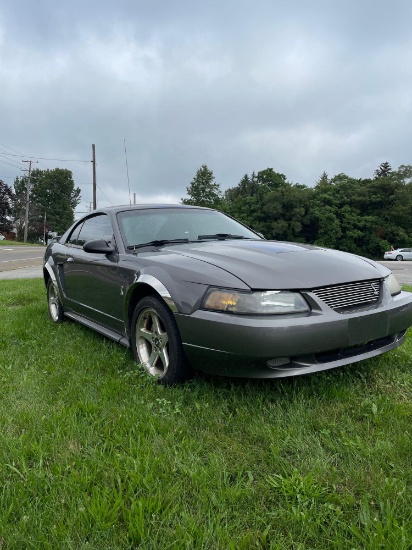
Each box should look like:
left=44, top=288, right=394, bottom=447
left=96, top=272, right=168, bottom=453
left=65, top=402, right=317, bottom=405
left=22, top=160, right=38, bottom=243
left=92, top=144, right=97, bottom=210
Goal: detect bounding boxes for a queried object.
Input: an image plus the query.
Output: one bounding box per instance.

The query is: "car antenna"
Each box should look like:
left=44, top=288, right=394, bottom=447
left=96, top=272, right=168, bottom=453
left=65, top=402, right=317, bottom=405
left=124, top=138, right=132, bottom=205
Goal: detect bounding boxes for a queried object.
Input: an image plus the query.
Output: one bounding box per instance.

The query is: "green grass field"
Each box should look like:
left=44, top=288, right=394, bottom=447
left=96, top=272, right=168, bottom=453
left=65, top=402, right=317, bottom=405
left=0, top=279, right=411, bottom=549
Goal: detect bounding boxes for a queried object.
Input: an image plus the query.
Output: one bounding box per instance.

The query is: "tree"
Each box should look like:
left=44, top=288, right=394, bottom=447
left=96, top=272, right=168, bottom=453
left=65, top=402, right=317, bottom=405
left=0, top=179, right=14, bottom=232
left=182, top=165, right=222, bottom=208
left=315, top=171, right=330, bottom=187
left=224, top=169, right=311, bottom=240
left=224, top=173, right=259, bottom=202
left=13, top=168, right=81, bottom=241
left=374, top=162, right=392, bottom=178
left=256, top=168, right=288, bottom=190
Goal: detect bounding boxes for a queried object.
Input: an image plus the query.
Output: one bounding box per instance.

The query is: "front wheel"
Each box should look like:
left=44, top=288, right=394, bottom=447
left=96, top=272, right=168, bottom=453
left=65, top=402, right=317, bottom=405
left=47, top=279, right=65, bottom=322
left=131, top=296, right=192, bottom=385
left=396, top=255, right=403, bottom=261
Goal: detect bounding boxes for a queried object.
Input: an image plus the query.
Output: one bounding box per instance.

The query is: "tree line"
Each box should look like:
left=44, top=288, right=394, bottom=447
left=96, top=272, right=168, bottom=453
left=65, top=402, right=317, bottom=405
left=0, top=168, right=80, bottom=241
left=182, top=162, right=412, bottom=258
left=1, top=161, right=411, bottom=257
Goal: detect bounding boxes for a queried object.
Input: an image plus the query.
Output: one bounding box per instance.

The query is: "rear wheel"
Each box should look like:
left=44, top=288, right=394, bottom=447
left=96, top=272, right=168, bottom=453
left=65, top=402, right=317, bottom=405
left=131, top=296, right=192, bottom=385
left=396, top=255, right=403, bottom=261
left=47, top=279, right=64, bottom=322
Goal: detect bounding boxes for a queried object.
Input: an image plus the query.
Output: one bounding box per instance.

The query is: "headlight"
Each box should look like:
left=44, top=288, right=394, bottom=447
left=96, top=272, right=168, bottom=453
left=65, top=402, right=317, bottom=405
left=202, top=288, right=310, bottom=315
left=386, top=273, right=401, bottom=296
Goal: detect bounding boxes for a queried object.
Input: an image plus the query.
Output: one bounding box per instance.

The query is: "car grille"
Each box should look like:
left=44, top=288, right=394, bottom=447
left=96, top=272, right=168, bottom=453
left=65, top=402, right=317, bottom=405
left=311, top=279, right=381, bottom=312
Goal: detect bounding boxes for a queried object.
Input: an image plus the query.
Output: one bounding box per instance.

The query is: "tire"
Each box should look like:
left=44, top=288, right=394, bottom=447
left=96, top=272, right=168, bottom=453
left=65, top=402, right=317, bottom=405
left=47, top=279, right=65, bottom=322
left=131, top=296, right=192, bottom=385
left=396, top=255, right=403, bottom=261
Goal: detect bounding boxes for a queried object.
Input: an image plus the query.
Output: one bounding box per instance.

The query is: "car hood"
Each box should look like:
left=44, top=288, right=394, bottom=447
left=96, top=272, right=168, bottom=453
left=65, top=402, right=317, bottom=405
left=166, top=240, right=390, bottom=289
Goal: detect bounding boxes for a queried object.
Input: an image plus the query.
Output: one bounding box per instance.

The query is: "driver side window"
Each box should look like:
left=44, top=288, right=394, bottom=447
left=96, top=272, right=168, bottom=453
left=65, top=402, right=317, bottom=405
left=77, top=214, right=114, bottom=247
left=67, top=222, right=83, bottom=246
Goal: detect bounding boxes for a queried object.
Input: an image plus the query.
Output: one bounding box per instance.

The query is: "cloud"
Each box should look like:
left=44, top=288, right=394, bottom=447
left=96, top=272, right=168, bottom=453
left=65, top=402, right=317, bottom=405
left=1, top=0, right=412, bottom=215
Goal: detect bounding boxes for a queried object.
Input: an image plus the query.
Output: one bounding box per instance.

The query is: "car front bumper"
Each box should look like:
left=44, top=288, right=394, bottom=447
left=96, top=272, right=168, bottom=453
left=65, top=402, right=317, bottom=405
left=175, top=290, right=412, bottom=378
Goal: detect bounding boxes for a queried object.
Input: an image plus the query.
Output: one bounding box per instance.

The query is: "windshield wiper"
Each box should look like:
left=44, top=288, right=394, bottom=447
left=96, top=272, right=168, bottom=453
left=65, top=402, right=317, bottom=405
left=197, top=233, right=249, bottom=240
left=127, top=238, right=189, bottom=250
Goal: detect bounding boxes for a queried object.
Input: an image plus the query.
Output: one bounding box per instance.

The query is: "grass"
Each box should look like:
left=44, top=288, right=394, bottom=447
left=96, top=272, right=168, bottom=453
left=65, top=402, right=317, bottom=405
left=0, top=279, right=411, bottom=549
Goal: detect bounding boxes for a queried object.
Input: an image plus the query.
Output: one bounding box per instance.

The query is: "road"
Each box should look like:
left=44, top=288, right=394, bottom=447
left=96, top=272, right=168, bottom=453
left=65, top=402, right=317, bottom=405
left=0, top=246, right=412, bottom=284
left=0, top=246, right=44, bottom=280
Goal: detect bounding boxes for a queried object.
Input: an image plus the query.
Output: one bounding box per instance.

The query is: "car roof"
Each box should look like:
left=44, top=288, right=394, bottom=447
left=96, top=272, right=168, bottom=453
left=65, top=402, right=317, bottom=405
left=94, top=204, right=212, bottom=214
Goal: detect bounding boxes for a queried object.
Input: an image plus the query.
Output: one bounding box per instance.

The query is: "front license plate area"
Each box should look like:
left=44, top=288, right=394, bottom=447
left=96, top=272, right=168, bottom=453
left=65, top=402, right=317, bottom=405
left=348, top=312, right=388, bottom=345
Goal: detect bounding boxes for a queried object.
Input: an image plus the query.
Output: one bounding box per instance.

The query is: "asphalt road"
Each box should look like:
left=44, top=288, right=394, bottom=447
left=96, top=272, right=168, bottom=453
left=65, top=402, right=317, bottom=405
left=0, top=246, right=44, bottom=280
left=0, top=246, right=412, bottom=284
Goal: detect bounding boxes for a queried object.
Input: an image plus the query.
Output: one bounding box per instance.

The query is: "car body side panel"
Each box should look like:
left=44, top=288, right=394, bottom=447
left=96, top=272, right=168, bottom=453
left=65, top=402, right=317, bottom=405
left=46, top=244, right=124, bottom=333
left=67, top=254, right=124, bottom=332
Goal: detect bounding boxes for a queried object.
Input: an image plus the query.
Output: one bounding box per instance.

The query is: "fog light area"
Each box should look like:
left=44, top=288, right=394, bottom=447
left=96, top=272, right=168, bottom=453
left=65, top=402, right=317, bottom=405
left=266, top=357, right=291, bottom=368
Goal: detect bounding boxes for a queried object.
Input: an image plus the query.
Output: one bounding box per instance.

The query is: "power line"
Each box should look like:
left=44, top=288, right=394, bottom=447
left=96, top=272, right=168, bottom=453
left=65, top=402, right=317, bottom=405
left=1, top=142, right=105, bottom=210
left=0, top=143, right=28, bottom=156
left=0, top=152, right=25, bottom=163
left=96, top=183, right=113, bottom=205
left=0, top=158, right=25, bottom=170
left=0, top=151, right=91, bottom=162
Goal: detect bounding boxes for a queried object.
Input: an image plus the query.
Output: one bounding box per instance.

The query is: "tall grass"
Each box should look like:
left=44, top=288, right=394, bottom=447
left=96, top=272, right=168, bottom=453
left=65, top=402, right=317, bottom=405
left=0, top=279, right=411, bottom=548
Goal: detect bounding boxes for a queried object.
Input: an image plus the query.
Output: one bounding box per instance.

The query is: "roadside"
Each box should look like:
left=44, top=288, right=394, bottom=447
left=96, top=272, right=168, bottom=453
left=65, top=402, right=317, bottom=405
left=0, top=245, right=45, bottom=280
left=0, top=266, right=43, bottom=280
left=0, top=241, right=44, bottom=247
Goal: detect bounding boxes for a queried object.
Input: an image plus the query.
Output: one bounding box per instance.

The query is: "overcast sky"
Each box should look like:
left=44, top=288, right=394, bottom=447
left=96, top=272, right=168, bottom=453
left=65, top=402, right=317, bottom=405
left=1, top=0, right=411, bottom=215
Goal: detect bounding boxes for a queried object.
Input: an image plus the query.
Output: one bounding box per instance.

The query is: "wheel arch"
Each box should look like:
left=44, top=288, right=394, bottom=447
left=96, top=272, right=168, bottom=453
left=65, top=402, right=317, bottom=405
left=124, top=274, right=177, bottom=337
left=43, top=261, right=56, bottom=288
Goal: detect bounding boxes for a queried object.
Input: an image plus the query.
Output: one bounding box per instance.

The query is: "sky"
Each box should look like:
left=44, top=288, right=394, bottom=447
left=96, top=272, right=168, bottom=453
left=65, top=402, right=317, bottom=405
left=1, top=0, right=412, bottom=216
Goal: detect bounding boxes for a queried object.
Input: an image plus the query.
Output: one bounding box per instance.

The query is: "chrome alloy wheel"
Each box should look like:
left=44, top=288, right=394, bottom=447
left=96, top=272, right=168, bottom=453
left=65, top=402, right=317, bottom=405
left=136, top=307, right=169, bottom=377
left=47, top=280, right=63, bottom=322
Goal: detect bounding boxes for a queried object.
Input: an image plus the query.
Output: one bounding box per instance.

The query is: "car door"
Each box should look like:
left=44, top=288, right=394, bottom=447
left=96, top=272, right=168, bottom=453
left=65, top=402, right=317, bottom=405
left=63, top=214, right=124, bottom=332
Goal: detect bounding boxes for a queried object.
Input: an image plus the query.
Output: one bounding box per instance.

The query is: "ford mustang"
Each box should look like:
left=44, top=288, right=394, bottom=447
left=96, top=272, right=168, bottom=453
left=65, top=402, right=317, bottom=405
left=43, top=204, right=412, bottom=384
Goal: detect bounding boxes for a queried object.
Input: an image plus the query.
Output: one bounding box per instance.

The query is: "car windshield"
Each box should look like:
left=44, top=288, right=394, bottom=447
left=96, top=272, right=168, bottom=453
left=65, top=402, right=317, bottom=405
left=117, top=208, right=261, bottom=248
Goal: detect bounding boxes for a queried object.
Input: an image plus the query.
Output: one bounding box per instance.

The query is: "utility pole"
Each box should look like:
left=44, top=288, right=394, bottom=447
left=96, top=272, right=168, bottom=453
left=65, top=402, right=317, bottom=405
left=43, top=212, right=47, bottom=245
left=22, top=160, right=38, bottom=243
left=92, top=144, right=97, bottom=210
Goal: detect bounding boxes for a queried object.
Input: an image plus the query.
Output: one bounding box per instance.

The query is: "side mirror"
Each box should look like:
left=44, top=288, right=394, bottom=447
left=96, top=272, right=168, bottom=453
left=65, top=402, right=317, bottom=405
left=83, top=239, right=115, bottom=254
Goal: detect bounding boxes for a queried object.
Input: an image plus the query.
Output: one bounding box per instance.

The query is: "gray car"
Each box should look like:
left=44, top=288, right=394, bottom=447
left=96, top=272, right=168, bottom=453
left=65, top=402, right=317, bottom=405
left=384, top=248, right=412, bottom=261
left=43, top=205, right=412, bottom=384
